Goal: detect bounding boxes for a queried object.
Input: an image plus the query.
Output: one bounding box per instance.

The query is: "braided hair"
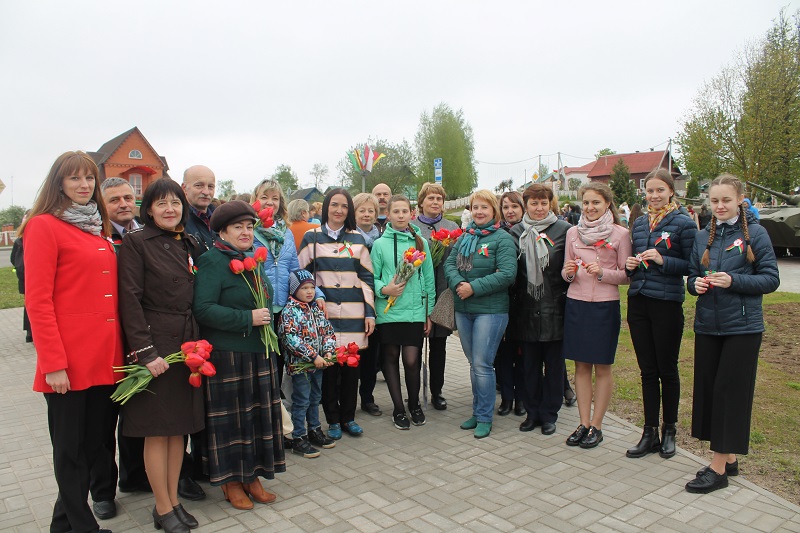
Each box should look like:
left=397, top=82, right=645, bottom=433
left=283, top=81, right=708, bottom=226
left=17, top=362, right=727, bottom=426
left=387, top=194, right=425, bottom=251
left=701, top=173, right=755, bottom=267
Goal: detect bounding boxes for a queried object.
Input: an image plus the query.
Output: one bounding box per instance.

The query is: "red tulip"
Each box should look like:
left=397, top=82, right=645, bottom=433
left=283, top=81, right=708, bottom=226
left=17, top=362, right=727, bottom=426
left=199, top=361, right=217, bottom=377
left=181, top=341, right=198, bottom=355
left=336, top=346, right=348, bottom=365
left=451, top=228, right=463, bottom=238
left=346, top=355, right=359, bottom=367
left=251, top=200, right=262, bottom=212
left=188, top=372, right=202, bottom=388
left=184, top=353, right=205, bottom=370
left=254, top=247, right=268, bottom=263
left=230, top=259, right=245, bottom=274
left=243, top=257, right=257, bottom=271
left=196, top=340, right=213, bottom=355
left=346, top=342, right=360, bottom=355
left=262, top=217, right=274, bottom=229
left=258, top=206, right=274, bottom=220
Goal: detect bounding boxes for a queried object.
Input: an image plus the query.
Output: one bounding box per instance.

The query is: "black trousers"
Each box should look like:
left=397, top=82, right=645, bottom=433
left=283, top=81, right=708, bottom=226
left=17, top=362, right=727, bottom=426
left=496, top=339, right=524, bottom=402
left=322, top=362, right=359, bottom=425
left=692, top=333, right=762, bottom=455
left=45, top=385, right=116, bottom=533
left=359, top=330, right=380, bottom=405
left=428, top=336, right=448, bottom=396
left=88, top=401, right=119, bottom=503
left=627, top=295, right=684, bottom=427
left=521, top=341, right=564, bottom=424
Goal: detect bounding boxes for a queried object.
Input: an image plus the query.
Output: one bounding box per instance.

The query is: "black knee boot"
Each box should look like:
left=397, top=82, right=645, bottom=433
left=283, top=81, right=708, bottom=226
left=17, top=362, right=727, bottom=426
left=660, top=423, right=676, bottom=459
left=626, top=426, right=660, bottom=458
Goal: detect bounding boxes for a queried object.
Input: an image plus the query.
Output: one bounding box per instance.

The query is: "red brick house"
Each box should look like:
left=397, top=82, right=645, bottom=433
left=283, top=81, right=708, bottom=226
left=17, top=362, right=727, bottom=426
left=88, top=127, right=169, bottom=199
left=587, top=150, right=680, bottom=189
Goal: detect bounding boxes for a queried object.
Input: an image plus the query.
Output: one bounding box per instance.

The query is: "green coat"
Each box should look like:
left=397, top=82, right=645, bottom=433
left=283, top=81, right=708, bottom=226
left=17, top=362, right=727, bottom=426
left=444, top=224, right=517, bottom=315
left=371, top=223, right=436, bottom=325
left=192, top=247, right=274, bottom=352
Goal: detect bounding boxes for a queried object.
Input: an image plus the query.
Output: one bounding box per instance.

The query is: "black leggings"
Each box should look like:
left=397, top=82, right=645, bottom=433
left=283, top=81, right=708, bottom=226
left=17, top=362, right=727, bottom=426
left=382, top=344, right=421, bottom=415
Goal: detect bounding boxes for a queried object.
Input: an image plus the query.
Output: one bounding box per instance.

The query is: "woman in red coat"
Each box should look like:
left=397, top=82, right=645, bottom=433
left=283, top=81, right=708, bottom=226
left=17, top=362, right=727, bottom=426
left=20, top=151, right=123, bottom=533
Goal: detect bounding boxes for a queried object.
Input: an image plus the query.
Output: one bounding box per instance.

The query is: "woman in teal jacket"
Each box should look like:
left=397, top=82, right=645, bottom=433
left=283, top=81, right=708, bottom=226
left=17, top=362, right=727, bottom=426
left=444, top=190, right=517, bottom=438
left=371, top=195, right=435, bottom=430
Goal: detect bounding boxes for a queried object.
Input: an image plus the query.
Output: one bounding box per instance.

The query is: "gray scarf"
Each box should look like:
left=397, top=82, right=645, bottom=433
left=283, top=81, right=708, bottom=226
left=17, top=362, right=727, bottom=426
left=56, top=201, right=103, bottom=236
left=518, top=211, right=558, bottom=300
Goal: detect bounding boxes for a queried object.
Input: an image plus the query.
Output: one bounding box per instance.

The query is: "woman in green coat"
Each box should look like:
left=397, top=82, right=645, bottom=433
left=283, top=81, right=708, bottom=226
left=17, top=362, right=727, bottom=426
left=444, top=190, right=517, bottom=439
left=192, top=201, right=285, bottom=511
left=371, top=195, right=435, bottom=430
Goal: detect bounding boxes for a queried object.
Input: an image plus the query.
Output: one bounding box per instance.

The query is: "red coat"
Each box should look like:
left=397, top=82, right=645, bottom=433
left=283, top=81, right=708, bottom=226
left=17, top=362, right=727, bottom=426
left=24, top=214, right=124, bottom=392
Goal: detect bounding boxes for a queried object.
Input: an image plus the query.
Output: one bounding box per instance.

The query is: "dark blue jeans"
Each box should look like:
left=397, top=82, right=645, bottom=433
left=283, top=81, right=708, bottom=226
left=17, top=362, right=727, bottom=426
left=290, top=371, right=323, bottom=439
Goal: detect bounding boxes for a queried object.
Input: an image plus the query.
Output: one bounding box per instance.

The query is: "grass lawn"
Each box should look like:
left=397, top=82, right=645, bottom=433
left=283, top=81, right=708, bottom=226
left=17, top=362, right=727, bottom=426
left=0, top=267, right=24, bottom=309
left=581, top=288, right=800, bottom=504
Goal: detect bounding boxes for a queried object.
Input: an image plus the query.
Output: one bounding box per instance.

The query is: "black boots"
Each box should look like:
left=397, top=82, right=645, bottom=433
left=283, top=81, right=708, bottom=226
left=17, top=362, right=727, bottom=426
left=497, top=400, right=512, bottom=416
left=660, top=423, right=676, bottom=459
left=626, top=426, right=660, bottom=458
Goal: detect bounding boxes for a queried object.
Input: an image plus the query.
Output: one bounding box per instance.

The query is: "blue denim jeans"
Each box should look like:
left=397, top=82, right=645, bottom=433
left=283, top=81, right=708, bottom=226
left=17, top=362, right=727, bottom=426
left=290, top=370, right=323, bottom=439
left=455, top=312, right=509, bottom=423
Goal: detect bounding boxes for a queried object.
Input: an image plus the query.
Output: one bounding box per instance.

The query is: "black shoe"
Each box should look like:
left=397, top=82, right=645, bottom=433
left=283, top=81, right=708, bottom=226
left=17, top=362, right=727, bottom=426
left=153, top=506, right=190, bottom=533
left=118, top=480, right=152, bottom=493
left=626, top=426, right=660, bottom=458
left=409, top=406, right=426, bottom=426
left=308, top=427, right=336, bottom=449
left=361, top=402, right=382, bottom=416
left=291, top=436, right=321, bottom=458
left=497, top=400, right=512, bottom=416
left=519, top=418, right=539, bottom=432
left=579, top=426, right=603, bottom=448
left=173, top=504, right=198, bottom=529
left=177, top=478, right=206, bottom=501
left=514, top=400, right=526, bottom=417
left=566, top=425, right=588, bottom=446
left=393, top=412, right=411, bottom=430
left=659, top=423, right=676, bottom=459
left=564, top=388, right=576, bottom=407
left=283, top=437, right=294, bottom=450
left=431, top=394, right=447, bottom=411
left=697, top=460, right=739, bottom=477
left=686, top=468, right=728, bottom=494
left=541, top=422, right=556, bottom=435
left=92, top=500, right=116, bottom=520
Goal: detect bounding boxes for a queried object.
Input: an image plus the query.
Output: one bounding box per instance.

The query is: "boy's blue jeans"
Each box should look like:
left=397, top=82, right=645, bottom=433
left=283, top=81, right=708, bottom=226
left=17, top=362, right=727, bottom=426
left=290, top=370, right=323, bottom=439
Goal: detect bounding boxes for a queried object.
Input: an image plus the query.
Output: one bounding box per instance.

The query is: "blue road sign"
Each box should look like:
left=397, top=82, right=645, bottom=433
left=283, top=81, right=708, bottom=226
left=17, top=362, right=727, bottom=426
left=434, top=158, right=443, bottom=169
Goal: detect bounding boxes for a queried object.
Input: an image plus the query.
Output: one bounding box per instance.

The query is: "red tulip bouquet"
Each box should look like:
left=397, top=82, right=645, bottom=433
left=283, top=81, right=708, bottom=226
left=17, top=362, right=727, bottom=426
left=287, top=342, right=361, bottom=374
left=429, top=228, right=463, bottom=268
left=111, top=340, right=216, bottom=404
left=229, top=247, right=281, bottom=356
left=384, top=247, right=427, bottom=313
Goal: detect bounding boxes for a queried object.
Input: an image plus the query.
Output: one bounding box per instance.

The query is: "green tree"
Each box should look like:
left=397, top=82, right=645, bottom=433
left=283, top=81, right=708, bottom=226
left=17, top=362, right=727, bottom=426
left=568, top=177, right=582, bottom=191
left=686, top=175, right=700, bottom=198
left=272, top=164, right=299, bottom=192
left=595, top=148, right=616, bottom=159
left=0, top=205, right=27, bottom=228
left=217, top=179, right=236, bottom=200
left=336, top=138, right=416, bottom=195
left=609, top=159, right=638, bottom=207
left=414, top=103, right=477, bottom=198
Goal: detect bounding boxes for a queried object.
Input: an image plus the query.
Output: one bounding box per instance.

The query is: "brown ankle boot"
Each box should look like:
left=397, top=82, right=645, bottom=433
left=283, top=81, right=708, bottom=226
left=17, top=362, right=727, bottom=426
left=222, top=482, right=253, bottom=510
left=244, top=479, right=277, bottom=504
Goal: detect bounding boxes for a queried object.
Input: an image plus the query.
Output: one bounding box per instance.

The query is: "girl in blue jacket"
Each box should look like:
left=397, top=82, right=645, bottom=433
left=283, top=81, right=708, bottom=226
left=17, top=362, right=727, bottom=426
left=371, top=195, right=435, bottom=430
left=685, top=174, right=780, bottom=494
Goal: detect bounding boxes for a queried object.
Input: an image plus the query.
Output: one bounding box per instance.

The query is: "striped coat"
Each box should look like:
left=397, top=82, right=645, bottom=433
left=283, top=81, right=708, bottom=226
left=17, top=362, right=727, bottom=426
left=297, top=227, right=375, bottom=349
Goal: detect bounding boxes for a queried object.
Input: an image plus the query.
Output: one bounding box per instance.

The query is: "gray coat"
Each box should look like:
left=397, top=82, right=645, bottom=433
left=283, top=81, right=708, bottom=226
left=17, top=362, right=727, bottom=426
left=417, top=216, right=459, bottom=337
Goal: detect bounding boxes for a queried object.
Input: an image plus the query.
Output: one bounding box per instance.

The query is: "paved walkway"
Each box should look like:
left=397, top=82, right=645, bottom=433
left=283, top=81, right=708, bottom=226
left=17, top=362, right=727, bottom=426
left=1, top=307, right=798, bottom=533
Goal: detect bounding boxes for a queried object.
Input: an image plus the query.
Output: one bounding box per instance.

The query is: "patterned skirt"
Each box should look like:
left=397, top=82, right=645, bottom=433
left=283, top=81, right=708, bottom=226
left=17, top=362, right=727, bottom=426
left=203, top=350, right=286, bottom=485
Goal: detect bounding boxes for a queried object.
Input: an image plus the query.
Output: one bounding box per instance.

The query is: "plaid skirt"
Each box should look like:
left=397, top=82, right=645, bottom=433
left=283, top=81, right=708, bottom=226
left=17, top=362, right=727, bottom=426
left=203, top=350, right=286, bottom=485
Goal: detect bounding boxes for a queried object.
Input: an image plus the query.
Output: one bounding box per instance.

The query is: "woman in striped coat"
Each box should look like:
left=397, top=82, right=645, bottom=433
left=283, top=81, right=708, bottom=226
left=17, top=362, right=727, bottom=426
left=297, top=188, right=376, bottom=440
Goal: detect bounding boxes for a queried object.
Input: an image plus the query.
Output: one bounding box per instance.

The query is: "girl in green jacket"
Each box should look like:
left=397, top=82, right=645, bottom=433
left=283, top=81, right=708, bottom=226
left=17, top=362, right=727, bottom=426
left=370, top=195, right=435, bottom=430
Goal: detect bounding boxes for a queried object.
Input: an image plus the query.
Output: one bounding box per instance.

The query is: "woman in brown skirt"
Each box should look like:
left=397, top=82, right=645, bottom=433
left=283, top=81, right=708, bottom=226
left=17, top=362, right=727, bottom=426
left=119, top=179, right=205, bottom=533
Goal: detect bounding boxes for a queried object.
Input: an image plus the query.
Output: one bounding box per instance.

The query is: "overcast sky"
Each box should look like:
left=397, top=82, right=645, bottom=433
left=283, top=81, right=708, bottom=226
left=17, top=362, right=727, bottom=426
left=1, top=0, right=797, bottom=208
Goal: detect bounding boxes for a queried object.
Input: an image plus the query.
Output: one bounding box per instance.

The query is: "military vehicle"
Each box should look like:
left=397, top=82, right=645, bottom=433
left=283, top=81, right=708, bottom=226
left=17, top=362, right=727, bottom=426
left=746, top=181, right=800, bottom=257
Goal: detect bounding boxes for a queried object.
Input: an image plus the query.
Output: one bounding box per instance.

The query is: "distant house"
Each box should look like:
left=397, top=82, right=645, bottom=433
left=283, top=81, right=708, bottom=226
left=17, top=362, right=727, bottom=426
left=290, top=187, right=324, bottom=203
left=563, top=160, right=596, bottom=187
left=88, top=127, right=169, bottom=199
left=587, top=150, right=680, bottom=190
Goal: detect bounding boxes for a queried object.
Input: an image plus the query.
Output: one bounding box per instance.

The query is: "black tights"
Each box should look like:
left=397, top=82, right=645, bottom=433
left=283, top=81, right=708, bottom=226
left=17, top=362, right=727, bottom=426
left=382, top=344, right=421, bottom=415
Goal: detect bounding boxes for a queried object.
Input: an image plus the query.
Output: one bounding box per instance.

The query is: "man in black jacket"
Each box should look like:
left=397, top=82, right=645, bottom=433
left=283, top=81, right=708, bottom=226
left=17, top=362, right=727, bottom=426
left=182, top=165, right=217, bottom=249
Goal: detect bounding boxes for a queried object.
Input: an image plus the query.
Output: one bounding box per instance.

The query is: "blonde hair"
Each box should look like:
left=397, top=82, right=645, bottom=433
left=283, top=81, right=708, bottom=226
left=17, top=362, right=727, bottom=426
left=353, top=192, right=379, bottom=212
left=469, top=189, right=501, bottom=221
left=251, top=179, right=288, bottom=221
left=701, top=173, right=755, bottom=266
left=417, top=182, right=447, bottom=206
left=287, top=199, right=309, bottom=222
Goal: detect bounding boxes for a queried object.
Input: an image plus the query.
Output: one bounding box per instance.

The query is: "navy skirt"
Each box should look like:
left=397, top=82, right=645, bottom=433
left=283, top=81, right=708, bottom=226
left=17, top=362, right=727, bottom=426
left=563, top=298, right=621, bottom=365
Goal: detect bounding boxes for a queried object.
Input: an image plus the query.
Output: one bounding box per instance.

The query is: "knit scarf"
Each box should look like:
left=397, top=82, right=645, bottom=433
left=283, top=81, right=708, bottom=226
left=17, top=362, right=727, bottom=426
left=648, top=202, right=678, bottom=232
left=416, top=213, right=442, bottom=226
left=518, top=212, right=558, bottom=300
left=577, top=208, right=615, bottom=246
left=55, top=201, right=103, bottom=236
left=254, top=218, right=286, bottom=266
left=456, top=220, right=501, bottom=271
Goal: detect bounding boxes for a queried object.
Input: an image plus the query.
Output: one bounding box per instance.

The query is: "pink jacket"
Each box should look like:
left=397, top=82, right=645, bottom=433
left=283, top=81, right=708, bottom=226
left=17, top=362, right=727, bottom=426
left=561, top=224, right=632, bottom=302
